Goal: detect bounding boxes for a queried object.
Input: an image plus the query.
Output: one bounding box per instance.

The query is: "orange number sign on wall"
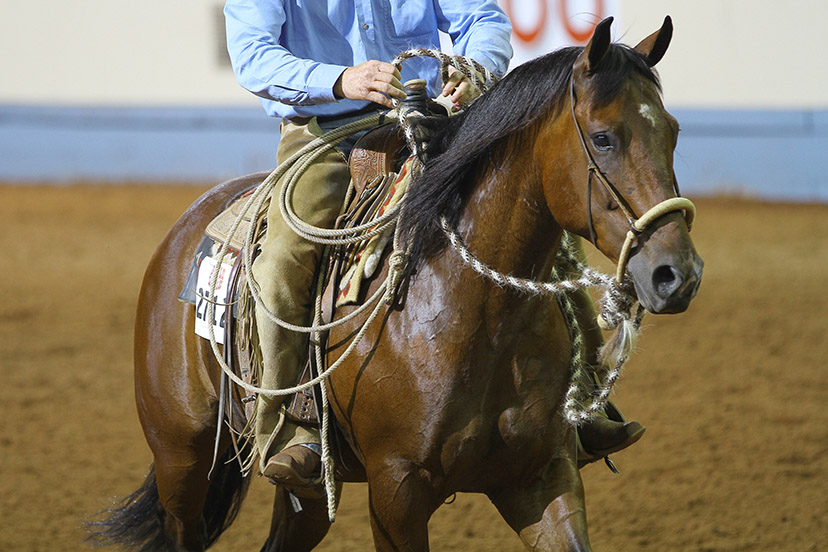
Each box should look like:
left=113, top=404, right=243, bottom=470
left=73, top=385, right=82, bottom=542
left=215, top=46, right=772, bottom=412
left=559, top=0, right=604, bottom=42
left=501, top=0, right=547, bottom=43
left=501, top=0, right=605, bottom=44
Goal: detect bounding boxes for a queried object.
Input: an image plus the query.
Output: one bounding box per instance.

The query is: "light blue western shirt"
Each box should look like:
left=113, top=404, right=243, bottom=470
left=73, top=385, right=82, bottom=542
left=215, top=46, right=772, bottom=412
left=224, top=0, right=513, bottom=120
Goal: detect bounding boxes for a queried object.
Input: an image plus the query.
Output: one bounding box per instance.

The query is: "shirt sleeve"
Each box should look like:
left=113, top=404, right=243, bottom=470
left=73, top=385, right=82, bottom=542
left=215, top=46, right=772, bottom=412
left=224, top=0, right=347, bottom=106
left=433, top=0, right=514, bottom=78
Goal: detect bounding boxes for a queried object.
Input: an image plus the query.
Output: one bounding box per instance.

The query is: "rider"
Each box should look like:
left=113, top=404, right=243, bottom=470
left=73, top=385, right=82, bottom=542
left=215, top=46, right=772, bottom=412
left=224, top=0, right=642, bottom=490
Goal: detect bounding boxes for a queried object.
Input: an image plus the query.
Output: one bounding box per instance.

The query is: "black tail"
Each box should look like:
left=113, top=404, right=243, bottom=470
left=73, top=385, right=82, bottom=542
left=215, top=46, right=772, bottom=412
left=86, top=448, right=250, bottom=551
left=86, top=465, right=167, bottom=551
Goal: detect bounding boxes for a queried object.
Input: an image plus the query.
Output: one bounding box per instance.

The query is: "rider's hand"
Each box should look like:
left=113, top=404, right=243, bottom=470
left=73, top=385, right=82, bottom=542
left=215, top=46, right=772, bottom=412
left=333, top=60, right=406, bottom=108
left=442, top=67, right=481, bottom=112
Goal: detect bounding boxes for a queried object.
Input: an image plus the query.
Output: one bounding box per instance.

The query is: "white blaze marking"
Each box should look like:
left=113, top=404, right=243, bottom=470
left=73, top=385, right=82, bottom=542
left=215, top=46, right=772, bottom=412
left=639, top=103, right=658, bottom=127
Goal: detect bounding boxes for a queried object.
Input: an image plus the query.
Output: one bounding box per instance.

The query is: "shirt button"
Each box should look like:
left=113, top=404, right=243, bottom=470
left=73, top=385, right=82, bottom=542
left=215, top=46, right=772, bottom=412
left=363, top=23, right=369, bottom=29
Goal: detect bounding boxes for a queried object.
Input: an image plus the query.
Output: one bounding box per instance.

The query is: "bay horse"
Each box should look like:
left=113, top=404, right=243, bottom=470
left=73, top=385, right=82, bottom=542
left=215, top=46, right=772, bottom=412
left=90, top=16, right=702, bottom=552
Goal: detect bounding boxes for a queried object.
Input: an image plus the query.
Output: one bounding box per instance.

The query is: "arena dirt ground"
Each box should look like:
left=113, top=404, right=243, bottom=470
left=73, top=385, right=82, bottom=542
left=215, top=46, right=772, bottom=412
left=1, top=184, right=826, bottom=551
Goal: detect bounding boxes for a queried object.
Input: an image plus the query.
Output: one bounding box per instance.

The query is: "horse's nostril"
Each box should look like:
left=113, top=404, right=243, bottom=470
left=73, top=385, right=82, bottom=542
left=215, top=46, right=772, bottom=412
left=652, top=265, right=682, bottom=298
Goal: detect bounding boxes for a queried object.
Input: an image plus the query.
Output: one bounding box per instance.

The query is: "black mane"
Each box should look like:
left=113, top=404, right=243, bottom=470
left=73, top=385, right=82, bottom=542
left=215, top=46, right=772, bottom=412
left=398, top=43, right=661, bottom=269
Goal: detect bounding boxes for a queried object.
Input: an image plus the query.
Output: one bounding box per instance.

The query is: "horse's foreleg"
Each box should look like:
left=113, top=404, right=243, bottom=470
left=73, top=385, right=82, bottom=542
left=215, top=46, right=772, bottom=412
left=260, top=483, right=340, bottom=552
left=487, top=457, right=592, bottom=552
left=366, top=462, right=436, bottom=552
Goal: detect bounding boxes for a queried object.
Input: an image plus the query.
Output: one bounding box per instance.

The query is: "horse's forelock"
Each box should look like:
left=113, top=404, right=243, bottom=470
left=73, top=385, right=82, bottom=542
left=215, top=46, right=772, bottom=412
left=587, top=45, right=662, bottom=106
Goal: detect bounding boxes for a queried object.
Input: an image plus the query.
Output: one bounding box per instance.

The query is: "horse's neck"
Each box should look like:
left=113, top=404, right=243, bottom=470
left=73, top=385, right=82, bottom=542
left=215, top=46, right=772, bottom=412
left=454, top=156, right=562, bottom=283
left=408, top=153, right=568, bottom=362
left=407, top=155, right=570, bottom=392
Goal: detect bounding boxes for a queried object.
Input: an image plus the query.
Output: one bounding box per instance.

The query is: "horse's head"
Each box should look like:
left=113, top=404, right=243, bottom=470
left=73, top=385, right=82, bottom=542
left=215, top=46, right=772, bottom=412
left=542, top=16, right=703, bottom=314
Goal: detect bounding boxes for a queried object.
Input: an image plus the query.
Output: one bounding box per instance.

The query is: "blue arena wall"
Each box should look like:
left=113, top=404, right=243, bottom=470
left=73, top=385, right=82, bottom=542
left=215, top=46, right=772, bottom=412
left=0, top=106, right=281, bottom=183
left=1, top=104, right=826, bottom=202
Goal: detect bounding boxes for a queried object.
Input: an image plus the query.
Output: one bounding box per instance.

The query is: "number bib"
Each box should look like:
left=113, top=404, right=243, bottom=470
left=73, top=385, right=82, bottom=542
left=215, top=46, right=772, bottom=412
left=194, top=254, right=234, bottom=344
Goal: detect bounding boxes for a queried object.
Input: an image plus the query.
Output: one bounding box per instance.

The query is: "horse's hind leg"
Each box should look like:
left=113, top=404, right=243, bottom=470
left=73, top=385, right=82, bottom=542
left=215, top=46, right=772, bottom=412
left=487, top=457, right=592, bottom=552
left=152, top=437, right=216, bottom=551
left=127, top=172, right=265, bottom=550
left=136, top=336, right=234, bottom=550
left=260, top=483, right=340, bottom=552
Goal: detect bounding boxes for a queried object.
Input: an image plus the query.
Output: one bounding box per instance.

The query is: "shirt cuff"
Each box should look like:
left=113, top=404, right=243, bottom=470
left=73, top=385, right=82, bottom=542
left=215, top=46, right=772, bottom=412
left=307, top=63, right=349, bottom=103
left=468, top=49, right=510, bottom=79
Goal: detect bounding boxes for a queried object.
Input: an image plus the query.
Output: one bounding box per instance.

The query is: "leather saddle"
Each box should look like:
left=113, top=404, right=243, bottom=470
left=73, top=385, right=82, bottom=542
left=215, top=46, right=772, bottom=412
left=347, top=121, right=409, bottom=199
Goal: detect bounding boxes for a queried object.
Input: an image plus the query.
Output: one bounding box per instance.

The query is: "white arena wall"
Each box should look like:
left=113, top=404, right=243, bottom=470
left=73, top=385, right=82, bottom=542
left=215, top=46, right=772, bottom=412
left=1, top=0, right=827, bottom=201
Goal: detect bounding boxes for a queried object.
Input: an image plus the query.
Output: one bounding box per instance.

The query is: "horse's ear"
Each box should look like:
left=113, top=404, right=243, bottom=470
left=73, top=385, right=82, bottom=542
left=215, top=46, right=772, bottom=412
left=575, top=16, right=613, bottom=74
left=634, top=15, right=673, bottom=67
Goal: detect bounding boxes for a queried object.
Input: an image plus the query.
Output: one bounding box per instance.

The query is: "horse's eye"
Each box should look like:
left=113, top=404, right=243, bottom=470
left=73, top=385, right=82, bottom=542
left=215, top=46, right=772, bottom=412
left=592, top=133, right=613, bottom=151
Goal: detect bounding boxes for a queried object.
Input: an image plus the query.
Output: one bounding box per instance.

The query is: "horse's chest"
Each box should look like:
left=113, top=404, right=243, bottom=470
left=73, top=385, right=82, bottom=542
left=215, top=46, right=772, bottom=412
left=417, top=337, right=573, bottom=474
left=339, top=288, right=573, bottom=476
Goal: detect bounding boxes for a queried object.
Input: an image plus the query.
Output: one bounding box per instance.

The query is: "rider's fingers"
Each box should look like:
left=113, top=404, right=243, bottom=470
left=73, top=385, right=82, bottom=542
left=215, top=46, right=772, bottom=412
left=377, top=62, right=402, bottom=82
left=364, top=90, right=395, bottom=109
left=373, top=71, right=406, bottom=100
left=371, top=60, right=397, bottom=74
left=450, top=80, right=471, bottom=103
left=392, top=80, right=407, bottom=100
left=442, top=70, right=464, bottom=97
left=361, top=62, right=403, bottom=103
left=373, top=62, right=403, bottom=86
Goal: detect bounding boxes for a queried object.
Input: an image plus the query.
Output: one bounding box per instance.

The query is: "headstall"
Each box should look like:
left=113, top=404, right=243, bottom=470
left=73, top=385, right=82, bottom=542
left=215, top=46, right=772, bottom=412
left=567, top=75, right=696, bottom=282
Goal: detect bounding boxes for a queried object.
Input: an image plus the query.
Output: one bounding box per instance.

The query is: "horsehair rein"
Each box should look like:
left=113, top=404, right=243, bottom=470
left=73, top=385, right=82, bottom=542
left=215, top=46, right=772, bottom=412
left=201, top=49, right=674, bottom=519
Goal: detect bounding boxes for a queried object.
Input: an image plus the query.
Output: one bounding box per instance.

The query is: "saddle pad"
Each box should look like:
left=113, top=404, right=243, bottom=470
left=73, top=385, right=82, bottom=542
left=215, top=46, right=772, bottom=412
left=336, top=156, right=414, bottom=306
left=205, top=191, right=264, bottom=252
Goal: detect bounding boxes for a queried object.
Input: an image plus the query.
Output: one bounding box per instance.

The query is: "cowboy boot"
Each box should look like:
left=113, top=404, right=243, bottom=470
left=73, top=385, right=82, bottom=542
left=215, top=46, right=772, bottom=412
left=576, top=399, right=645, bottom=469
left=263, top=442, right=323, bottom=496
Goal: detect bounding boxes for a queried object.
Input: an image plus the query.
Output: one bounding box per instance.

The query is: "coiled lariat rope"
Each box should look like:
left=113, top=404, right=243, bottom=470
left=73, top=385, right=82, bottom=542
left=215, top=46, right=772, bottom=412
left=205, top=112, right=398, bottom=520
left=203, top=49, right=644, bottom=520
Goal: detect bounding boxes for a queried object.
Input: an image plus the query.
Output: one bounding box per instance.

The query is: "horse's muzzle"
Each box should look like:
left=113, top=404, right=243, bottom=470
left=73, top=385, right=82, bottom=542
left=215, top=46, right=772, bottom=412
left=644, top=258, right=703, bottom=313
left=626, top=215, right=704, bottom=314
